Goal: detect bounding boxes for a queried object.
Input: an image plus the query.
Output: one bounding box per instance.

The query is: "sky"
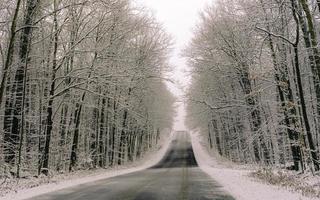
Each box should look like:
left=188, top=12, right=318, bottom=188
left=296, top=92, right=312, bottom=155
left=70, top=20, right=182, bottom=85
left=134, top=0, right=213, bottom=131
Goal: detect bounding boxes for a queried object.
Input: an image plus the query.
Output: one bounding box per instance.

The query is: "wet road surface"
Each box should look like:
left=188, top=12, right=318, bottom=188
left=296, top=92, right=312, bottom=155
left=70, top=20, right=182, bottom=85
left=28, top=132, right=235, bottom=200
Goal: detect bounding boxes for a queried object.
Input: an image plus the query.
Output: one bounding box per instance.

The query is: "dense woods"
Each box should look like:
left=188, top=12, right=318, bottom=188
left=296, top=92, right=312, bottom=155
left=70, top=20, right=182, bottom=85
left=186, top=0, right=320, bottom=173
left=0, top=0, right=174, bottom=178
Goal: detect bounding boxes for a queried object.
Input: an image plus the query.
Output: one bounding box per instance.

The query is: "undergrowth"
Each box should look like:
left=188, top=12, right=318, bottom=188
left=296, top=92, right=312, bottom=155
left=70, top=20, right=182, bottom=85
left=251, top=168, right=320, bottom=198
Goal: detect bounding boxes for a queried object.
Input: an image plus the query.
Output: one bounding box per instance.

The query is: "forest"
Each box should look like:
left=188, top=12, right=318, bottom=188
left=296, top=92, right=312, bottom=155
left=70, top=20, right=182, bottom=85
left=0, top=0, right=175, bottom=178
left=186, top=0, right=320, bottom=173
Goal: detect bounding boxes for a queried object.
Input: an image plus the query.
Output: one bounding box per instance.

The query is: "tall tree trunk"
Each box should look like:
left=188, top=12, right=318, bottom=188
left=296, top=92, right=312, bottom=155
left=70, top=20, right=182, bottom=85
left=98, top=97, right=106, bottom=167
left=238, top=68, right=265, bottom=163
left=42, top=0, right=59, bottom=175
left=298, top=0, right=320, bottom=80
left=3, top=0, right=39, bottom=164
left=294, top=0, right=320, bottom=171
left=16, top=43, right=29, bottom=178
left=262, top=14, right=302, bottom=170
left=0, top=0, right=22, bottom=106
left=69, top=100, right=83, bottom=171
left=69, top=49, right=98, bottom=171
left=118, top=88, right=131, bottom=165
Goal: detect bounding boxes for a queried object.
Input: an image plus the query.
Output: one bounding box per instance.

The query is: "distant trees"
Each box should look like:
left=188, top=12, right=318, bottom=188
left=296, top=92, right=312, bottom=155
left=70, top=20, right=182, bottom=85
left=0, top=0, right=174, bottom=178
left=185, top=0, right=320, bottom=172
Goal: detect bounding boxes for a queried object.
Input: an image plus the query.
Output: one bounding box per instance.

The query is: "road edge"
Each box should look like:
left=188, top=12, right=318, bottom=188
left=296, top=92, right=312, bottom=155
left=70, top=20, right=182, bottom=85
left=0, top=134, right=173, bottom=200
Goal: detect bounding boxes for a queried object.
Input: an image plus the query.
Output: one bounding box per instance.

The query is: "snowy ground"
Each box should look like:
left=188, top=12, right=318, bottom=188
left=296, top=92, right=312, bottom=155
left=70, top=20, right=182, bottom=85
left=0, top=134, right=173, bottom=200
left=2, top=131, right=319, bottom=200
left=191, top=132, right=319, bottom=200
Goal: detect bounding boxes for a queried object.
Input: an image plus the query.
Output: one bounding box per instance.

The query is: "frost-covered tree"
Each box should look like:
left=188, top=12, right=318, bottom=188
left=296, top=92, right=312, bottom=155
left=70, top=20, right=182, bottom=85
left=0, top=0, right=174, bottom=178
left=185, top=0, right=320, bottom=172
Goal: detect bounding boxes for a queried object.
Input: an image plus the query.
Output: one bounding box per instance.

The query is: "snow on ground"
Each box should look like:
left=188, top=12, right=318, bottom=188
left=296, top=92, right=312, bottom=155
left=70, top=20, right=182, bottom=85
left=190, top=132, right=318, bottom=200
left=0, top=133, right=173, bottom=200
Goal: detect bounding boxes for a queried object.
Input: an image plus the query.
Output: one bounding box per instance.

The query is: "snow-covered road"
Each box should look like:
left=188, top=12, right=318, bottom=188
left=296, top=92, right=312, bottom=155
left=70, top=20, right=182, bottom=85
left=2, top=131, right=315, bottom=200
left=24, top=132, right=234, bottom=200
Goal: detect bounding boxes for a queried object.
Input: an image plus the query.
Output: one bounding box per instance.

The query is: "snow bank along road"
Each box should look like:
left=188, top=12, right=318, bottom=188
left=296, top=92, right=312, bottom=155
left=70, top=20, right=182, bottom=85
left=26, top=132, right=234, bottom=200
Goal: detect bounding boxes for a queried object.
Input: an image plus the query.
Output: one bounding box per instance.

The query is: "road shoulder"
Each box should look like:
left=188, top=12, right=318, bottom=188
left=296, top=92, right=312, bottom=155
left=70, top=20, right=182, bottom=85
left=190, top=132, right=317, bottom=200
left=0, top=136, right=172, bottom=200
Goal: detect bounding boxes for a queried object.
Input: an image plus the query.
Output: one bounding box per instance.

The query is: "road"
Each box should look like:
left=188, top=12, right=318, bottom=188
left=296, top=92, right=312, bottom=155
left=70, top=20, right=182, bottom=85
left=28, top=132, right=235, bottom=200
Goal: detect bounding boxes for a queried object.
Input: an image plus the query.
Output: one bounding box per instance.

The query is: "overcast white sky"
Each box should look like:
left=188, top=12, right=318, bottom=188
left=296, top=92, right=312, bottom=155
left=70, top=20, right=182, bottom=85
left=135, top=0, right=213, bottom=130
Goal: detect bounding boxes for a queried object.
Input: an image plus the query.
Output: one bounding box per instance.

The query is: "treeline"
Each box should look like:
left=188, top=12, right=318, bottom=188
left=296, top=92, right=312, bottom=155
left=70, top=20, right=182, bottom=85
left=0, top=0, right=174, bottom=178
left=185, top=0, right=320, bottom=172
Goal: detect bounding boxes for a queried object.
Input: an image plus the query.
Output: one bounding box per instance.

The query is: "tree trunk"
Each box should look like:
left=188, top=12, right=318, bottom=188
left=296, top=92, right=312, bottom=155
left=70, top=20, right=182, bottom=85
left=42, top=0, right=59, bottom=175
left=293, top=0, right=320, bottom=171
left=0, top=0, right=22, bottom=106
left=3, top=0, right=39, bottom=164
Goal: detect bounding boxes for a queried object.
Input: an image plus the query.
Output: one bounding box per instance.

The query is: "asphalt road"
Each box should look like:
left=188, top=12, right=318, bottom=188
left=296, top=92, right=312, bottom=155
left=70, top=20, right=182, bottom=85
left=28, top=132, right=235, bottom=200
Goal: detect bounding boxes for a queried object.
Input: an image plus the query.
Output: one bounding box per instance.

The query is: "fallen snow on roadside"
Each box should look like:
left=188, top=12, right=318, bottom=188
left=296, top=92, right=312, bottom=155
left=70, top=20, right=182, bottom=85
left=0, top=134, right=173, bottom=200
left=190, top=132, right=317, bottom=200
